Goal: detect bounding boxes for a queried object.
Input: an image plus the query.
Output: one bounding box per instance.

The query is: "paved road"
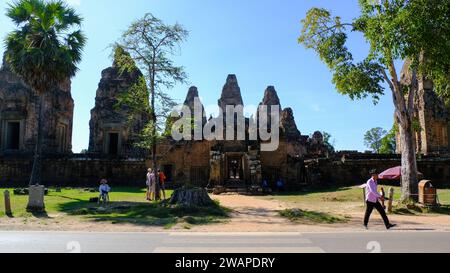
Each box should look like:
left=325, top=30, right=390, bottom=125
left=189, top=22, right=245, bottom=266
left=0, top=231, right=450, bottom=253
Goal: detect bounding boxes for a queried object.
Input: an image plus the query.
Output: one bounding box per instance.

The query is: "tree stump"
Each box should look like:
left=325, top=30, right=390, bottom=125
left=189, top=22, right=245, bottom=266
left=168, top=187, right=214, bottom=207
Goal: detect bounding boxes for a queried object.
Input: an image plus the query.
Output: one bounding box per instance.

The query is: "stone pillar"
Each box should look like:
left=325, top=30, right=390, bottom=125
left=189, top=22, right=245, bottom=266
left=387, top=188, right=395, bottom=214
left=4, top=190, right=12, bottom=216
left=26, top=185, right=45, bottom=212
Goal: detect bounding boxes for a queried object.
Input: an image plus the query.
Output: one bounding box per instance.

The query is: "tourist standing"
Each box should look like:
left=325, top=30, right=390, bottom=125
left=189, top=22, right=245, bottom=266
left=158, top=170, right=167, bottom=200
left=276, top=179, right=285, bottom=192
left=146, top=168, right=156, bottom=201
left=362, top=169, right=396, bottom=230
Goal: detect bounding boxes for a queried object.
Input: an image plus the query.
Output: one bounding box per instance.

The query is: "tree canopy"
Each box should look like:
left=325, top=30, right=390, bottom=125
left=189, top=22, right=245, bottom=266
left=364, top=127, right=387, bottom=153
left=299, top=0, right=449, bottom=105
left=299, top=0, right=450, bottom=202
left=5, top=0, right=86, bottom=94
left=114, top=13, right=189, bottom=150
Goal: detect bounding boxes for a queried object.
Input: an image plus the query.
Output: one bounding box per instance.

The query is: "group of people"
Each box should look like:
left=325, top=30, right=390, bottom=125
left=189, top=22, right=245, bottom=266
left=98, top=166, right=395, bottom=230
left=96, top=168, right=168, bottom=203
left=146, top=168, right=167, bottom=201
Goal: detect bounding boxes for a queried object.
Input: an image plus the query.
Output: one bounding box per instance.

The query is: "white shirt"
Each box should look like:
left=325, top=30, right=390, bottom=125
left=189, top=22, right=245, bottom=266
left=99, top=184, right=111, bottom=194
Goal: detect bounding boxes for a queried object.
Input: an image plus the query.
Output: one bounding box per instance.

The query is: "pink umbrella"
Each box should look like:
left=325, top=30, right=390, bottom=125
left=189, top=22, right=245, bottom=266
left=378, top=166, right=423, bottom=180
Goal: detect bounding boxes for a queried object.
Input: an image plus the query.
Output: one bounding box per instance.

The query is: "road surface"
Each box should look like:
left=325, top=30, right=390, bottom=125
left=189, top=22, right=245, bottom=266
left=0, top=231, right=450, bottom=253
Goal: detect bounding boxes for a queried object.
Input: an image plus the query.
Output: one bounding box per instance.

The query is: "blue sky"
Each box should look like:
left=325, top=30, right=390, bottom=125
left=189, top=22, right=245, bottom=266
left=0, top=0, right=396, bottom=152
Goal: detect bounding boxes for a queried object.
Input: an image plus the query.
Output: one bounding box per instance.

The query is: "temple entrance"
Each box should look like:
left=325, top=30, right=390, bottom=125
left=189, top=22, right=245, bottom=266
left=6, top=121, right=20, bottom=150
left=225, top=153, right=246, bottom=186
left=107, top=133, right=119, bottom=155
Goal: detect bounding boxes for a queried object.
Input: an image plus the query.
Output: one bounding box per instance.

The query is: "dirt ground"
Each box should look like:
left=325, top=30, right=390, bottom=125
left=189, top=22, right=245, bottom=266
left=1, top=193, right=450, bottom=232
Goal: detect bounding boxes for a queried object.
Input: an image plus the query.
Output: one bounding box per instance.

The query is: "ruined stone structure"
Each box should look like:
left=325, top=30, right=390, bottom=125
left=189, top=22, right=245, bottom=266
left=88, top=55, right=149, bottom=158
left=397, top=61, right=450, bottom=155
left=152, top=75, right=330, bottom=190
left=2, top=55, right=449, bottom=189
left=0, top=55, right=73, bottom=155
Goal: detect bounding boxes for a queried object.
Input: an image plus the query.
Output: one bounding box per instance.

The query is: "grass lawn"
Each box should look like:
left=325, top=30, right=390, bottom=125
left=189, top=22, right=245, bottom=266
left=262, top=184, right=450, bottom=219
left=0, top=187, right=230, bottom=229
left=263, top=184, right=450, bottom=204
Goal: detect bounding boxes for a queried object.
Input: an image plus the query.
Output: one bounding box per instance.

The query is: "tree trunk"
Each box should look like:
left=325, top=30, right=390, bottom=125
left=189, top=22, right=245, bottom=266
left=29, top=94, right=44, bottom=186
left=150, top=70, right=161, bottom=200
left=168, top=187, right=214, bottom=207
left=399, top=119, right=419, bottom=203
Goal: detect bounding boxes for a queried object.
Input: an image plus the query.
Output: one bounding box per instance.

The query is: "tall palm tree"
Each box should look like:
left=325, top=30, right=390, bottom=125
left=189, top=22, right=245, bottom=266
left=4, top=0, right=86, bottom=188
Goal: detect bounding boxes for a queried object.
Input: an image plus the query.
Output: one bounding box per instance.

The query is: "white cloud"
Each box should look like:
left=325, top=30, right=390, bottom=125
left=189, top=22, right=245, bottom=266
left=65, top=0, right=81, bottom=6
left=310, top=104, right=326, bottom=113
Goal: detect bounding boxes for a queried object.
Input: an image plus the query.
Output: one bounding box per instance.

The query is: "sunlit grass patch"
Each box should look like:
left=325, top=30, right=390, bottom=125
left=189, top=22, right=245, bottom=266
left=280, top=208, right=349, bottom=224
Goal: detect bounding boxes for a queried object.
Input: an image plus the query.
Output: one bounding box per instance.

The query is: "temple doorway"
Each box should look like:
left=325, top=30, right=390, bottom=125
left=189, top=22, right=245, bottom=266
left=225, top=153, right=246, bottom=184
left=6, top=121, right=20, bottom=150
left=107, top=133, right=119, bottom=155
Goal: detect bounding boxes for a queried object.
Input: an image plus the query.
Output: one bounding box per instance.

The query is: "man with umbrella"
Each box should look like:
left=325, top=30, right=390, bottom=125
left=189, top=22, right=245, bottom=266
left=362, top=169, right=396, bottom=230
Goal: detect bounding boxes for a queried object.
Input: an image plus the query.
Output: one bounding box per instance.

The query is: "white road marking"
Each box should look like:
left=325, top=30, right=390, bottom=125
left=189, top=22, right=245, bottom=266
left=153, top=247, right=325, bottom=253
left=162, top=237, right=312, bottom=244
left=168, top=232, right=303, bottom=236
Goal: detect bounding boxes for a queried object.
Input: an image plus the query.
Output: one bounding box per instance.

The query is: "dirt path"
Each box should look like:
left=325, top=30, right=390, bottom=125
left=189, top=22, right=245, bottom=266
left=189, top=194, right=358, bottom=232
left=190, top=194, right=450, bottom=232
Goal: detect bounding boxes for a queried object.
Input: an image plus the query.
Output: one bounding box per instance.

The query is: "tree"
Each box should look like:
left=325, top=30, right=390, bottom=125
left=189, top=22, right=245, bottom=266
left=5, top=0, right=86, bottom=191
left=323, top=131, right=336, bottom=153
left=379, top=125, right=397, bottom=154
left=299, top=0, right=450, bottom=202
left=115, top=13, right=188, bottom=199
left=364, top=127, right=387, bottom=153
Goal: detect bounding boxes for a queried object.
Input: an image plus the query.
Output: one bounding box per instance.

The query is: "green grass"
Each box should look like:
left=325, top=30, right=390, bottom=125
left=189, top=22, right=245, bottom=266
left=261, top=184, right=450, bottom=217
left=280, top=208, right=349, bottom=224
left=0, top=187, right=230, bottom=228
left=263, top=184, right=450, bottom=205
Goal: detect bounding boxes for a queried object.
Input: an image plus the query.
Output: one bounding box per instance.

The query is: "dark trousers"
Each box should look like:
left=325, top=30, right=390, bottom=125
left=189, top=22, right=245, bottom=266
left=364, top=201, right=390, bottom=228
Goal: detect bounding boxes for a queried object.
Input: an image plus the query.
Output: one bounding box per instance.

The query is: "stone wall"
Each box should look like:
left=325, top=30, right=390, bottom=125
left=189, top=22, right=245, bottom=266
left=307, top=155, right=450, bottom=187
left=0, top=155, right=147, bottom=187
left=0, top=154, right=448, bottom=188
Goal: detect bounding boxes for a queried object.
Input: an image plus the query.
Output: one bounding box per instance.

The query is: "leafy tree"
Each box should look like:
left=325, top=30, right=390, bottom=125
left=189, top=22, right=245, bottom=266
left=5, top=0, right=86, bottom=192
left=364, top=127, right=387, bottom=153
left=115, top=13, right=188, bottom=198
left=379, top=125, right=397, bottom=154
left=299, top=0, right=450, bottom=202
left=323, top=131, right=336, bottom=153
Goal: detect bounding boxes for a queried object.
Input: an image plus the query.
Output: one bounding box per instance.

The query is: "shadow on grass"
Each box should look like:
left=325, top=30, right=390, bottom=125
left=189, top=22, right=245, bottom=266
left=393, top=204, right=450, bottom=216
left=279, top=208, right=349, bottom=224
left=57, top=200, right=230, bottom=228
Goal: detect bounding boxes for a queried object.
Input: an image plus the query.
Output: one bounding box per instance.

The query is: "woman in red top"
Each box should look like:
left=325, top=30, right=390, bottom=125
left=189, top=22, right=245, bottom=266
left=158, top=170, right=167, bottom=200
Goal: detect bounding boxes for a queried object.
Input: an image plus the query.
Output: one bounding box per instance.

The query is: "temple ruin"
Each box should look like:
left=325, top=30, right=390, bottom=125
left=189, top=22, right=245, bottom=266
left=0, top=55, right=73, bottom=156
left=397, top=61, right=450, bottom=155
left=151, top=75, right=330, bottom=189
left=1, top=54, right=449, bottom=188
left=88, top=52, right=149, bottom=158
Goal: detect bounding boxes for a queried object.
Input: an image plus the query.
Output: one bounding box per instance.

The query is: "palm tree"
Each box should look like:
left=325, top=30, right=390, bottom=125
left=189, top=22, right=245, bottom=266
left=4, top=0, right=86, bottom=205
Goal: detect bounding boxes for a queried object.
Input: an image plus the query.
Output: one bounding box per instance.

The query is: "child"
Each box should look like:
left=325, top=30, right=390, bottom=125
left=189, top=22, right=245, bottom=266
left=99, top=179, right=111, bottom=203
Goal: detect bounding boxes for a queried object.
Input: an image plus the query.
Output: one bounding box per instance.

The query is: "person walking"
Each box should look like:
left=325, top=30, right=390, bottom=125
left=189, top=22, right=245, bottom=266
left=146, top=168, right=156, bottom=201
left=158, top=170, right=167, bottom=200
left=362, top=169, right=396, bottom=230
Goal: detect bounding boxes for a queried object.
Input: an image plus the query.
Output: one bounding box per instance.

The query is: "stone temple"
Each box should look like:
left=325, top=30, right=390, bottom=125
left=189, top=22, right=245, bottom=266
left=151, top=74, right=330, bottom=189
left=88, top=54, right=149, bottom=158
left=397, top=60, right=450, bottom=155
left=1, top=53, right=449, bottom=188
left=0, top=55, right=73, bottom=155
